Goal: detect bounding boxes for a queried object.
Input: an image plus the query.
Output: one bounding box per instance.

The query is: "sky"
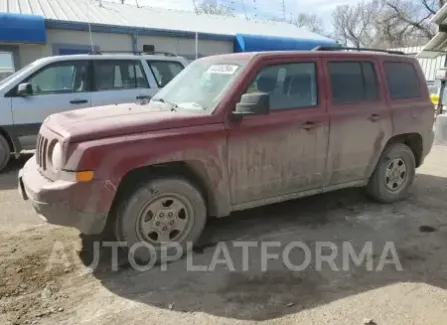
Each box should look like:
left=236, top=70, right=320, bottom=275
left=117, top=0, right=362, bottom=30
left=1, top=0, right=363, bottom=68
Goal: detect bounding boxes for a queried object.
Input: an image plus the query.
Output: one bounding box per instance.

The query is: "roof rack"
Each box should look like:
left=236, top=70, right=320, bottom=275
left=312, top=46, right=405, bottom=55
left=88, top=50, right=178, bottom=57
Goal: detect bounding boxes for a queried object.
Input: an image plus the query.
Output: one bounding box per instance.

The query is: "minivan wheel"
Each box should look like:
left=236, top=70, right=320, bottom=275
left=0, top=135, right=11, bottom=173
left=114, top=176, right=207, bottom=265
left=366, top=143, right=416, bottom=203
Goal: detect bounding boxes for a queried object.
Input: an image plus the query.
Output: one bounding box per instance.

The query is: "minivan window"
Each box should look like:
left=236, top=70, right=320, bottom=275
left=147, top=60, right=184, bottom=87
left=25, top=61, right=89, bottom=95
left=94, top=60, right=149, bottom=90
left=244, top=62, right=318, bottom=110
left=328, top=61, right=379, bottom=104
left=384, top=61, right=421, bottom=99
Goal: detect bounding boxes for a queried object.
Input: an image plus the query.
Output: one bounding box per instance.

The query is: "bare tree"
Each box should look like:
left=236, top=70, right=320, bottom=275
left=382, top=0, right=442, bottom=41
left=291, top=13, right=325, bottom=34
left=195, top=0, right=234, bottom=16
left=330, top=0, right=443, bottom=48
left=269, top=13, right=327, bottom=35
left=331, top=1, right=380, bottom=48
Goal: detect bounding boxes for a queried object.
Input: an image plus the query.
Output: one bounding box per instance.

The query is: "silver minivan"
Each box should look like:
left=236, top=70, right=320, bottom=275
left=0, top=52, right=188, bottom=172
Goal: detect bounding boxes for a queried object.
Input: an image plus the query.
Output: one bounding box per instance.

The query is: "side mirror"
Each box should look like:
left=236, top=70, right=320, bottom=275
left=17, top=83, right=32, bottom=96
left=232, top=92, right=270, bottom=118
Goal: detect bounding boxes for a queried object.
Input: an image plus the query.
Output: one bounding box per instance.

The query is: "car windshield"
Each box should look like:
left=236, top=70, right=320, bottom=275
left=0, top=60, right=40, bottom=88
left=150, top=58, right=248, bottom=112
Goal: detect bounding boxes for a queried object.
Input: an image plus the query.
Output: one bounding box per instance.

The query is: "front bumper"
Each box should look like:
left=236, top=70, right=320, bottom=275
left=18, top=157, right=109, bottom=235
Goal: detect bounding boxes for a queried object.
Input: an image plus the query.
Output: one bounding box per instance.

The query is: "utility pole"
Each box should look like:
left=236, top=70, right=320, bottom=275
left=192, top=0, right=198, bottom=14
left=281, top=0, right=286, bottom=21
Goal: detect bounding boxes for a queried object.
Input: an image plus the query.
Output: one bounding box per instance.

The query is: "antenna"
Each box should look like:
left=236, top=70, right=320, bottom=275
left=240, top=0, right=249, bottom=20
left=88, top=22, right=94, bottom=52
left=87, top=3, right=98, bottom=52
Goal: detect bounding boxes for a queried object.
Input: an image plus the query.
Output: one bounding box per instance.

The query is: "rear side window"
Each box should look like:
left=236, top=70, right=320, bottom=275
left=384, top=62, right=421, bottom=99
left=93, top=60, right=149, bottom=91
left=328, top=61, right=379, bottom=104
left=147, top=60, right=184, bottom=88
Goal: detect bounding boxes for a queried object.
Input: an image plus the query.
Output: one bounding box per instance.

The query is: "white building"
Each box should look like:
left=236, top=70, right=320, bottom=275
left=0, top=0, right=335, bottom=76
left=388, top=46, right=446, bottom=85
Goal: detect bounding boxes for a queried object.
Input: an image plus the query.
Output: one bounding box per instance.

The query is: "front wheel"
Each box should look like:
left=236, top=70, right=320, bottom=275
left=366, top=143, right=416, bottom=203
left=114, top=176, right=207, bottom=265
left=0, top=135, right=11, bottom=173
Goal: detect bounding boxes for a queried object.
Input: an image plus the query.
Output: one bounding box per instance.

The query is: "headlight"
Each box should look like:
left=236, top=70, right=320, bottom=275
left=51, top=142, right=63, bottom=171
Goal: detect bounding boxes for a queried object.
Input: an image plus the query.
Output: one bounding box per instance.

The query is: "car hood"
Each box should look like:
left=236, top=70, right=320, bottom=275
left=44, top=102, right=211, bottom=143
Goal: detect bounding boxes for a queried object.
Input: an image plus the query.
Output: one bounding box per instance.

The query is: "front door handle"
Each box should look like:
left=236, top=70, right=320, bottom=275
left=369, top=114, right=380, bottom=122
left=70, top=99, right=88, bottom=104
left=301, top=121, right=319, bottom=130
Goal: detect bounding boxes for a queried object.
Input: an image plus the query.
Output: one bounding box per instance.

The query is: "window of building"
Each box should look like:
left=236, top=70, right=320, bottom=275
left=328, top=61, right=379, bottom=104
left=147, top=60, right=185, bottom=88
left=25, top=61, right=89, bottom=95
left=244, top=62, right=318, bottom=111
left=384, top=61, right=421, bottom=99
left=0, top=51, right=15, bottom=82
left=94, top=60, right=149, bottom=90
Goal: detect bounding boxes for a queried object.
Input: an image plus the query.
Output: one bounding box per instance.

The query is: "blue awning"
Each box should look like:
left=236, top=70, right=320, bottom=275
left=0, top=13, right=46, bottom=43
left=234, top=33, right=338, bottom=52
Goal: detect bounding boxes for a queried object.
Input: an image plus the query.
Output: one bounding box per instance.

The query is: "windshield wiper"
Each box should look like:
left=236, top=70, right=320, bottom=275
left=152, top=97, right=178, bottom=112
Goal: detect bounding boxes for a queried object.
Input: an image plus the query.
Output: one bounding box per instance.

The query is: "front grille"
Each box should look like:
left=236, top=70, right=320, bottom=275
left=36, top=134, right=49, bottom=171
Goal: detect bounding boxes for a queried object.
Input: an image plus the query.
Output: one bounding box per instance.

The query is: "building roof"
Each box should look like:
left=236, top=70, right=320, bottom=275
left=417, top=3, right=447, bottom=58
left=0, top=0, right=332, bottom=42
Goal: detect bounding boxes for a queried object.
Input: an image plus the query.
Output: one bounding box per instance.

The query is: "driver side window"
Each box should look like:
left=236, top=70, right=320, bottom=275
left=24, top=61, right=89, bottom=96
left=243, top=62, right=318, bottom=111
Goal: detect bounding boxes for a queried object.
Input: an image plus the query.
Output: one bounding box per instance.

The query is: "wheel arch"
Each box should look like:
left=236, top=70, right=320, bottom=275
left=384, top=133, right=423, bottom=167
left=106, top=160, right=222, bottom=231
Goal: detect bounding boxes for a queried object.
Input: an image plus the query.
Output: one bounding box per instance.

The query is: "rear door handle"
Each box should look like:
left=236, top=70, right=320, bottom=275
left=70, top=99, right=88, bottom=104
left=136, top=95, right=152, bottom=100
left=369, top=114, right=380, bottom=122
left=301, top=121, right=319, bottom=130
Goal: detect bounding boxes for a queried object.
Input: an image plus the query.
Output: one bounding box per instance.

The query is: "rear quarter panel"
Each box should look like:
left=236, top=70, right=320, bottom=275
left=379, top=57, right=435, bottom=163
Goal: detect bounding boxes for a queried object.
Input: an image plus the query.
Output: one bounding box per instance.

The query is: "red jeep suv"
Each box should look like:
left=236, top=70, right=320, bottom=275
left=18, top=47, right=435, bottom=262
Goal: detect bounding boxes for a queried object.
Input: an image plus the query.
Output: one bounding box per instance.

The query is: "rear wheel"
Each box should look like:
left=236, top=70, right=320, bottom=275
left=114, top=176, right=207, bottom=265
left=0, top=135, right=11, bottom=173
left=366, top=143, right=416, bottom=203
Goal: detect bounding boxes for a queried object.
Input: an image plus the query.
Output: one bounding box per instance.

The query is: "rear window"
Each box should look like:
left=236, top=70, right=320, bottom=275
left=328, top=61, right=379, bottom=104
left=384, top=61, right=421, bottom=99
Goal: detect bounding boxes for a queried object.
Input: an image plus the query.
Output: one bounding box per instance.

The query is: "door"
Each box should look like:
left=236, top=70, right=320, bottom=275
left=10, top=60, right=91, bottom=149
left=90, top=59, right=154, bottom=106
left=323, top=58, right=393, bottom=186
left=227, top=59, right=329, bottom=206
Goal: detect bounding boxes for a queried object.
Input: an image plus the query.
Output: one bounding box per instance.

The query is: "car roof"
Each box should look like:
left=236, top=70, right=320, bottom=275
left=35, top=53, right=187, bottom=64
left=204, top=50, right=412, bottom=61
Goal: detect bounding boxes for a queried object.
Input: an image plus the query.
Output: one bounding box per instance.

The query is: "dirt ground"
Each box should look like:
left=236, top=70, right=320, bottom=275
left=1, top=146, right=447, bottom=325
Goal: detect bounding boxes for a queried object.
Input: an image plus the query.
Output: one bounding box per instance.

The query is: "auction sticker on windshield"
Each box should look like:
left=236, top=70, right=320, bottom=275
left=207, top=65, right=239, bottom=74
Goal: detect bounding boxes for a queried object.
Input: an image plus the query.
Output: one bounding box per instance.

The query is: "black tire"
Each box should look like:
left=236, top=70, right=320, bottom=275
left=366, top=143, right=416, bottom=203
left=0, top=135, right=11, bottom=173
left=114, top=176, right=207, bottom=266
